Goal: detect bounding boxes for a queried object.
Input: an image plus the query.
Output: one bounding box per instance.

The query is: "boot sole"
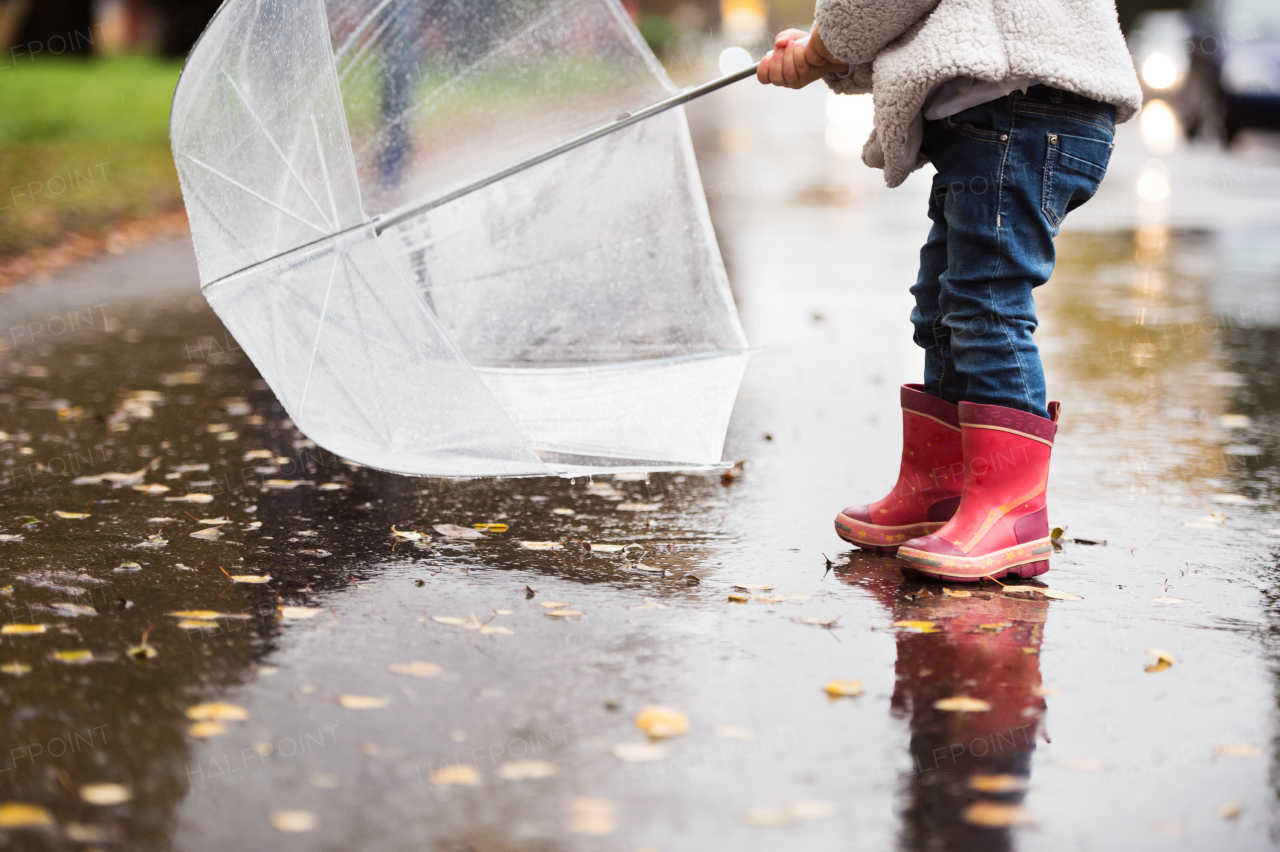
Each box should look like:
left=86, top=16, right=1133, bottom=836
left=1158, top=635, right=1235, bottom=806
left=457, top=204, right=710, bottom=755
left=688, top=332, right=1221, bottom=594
left=835, top=516, right=947, bottom=553
left=895, top=538, right=1053, bottom=583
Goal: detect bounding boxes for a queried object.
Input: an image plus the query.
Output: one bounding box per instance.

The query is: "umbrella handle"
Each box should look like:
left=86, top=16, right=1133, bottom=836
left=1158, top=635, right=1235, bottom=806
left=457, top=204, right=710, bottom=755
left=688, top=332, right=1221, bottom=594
left=374, top=60, right=762, bottom=234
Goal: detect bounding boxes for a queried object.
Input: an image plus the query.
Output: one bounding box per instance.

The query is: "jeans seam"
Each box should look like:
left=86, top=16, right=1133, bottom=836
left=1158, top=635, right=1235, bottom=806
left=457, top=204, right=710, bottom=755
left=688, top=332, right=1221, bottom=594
left=1013, top=104, right=1115, bottom=133
left=992, top=108, right=1033, bottom=408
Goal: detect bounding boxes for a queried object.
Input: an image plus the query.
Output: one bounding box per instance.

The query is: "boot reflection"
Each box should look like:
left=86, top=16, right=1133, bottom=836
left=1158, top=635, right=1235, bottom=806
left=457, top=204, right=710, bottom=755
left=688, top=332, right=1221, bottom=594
left=838, top=555, right=1049, bottom=851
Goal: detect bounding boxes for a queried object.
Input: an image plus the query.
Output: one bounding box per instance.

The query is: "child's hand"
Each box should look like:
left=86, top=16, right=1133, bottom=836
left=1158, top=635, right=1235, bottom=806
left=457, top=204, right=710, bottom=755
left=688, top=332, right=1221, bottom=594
left=756, top=27, right=849, bottom=89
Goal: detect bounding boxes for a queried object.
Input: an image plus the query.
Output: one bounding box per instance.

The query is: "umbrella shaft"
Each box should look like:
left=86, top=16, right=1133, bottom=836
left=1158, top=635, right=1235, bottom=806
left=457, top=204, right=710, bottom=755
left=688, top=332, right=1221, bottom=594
left=374, top=62, right=760, bottom=235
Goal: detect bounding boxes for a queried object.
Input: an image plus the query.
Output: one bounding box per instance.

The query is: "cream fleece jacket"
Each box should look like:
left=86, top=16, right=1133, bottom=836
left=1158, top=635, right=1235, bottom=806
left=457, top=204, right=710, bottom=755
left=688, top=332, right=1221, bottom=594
left=815, top=0, right=1143, bottom=187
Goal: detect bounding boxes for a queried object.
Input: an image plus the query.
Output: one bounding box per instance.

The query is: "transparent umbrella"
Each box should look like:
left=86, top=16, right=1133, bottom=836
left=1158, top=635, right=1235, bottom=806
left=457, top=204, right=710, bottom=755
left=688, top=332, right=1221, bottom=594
left=169, top=0, right=756, bottom=477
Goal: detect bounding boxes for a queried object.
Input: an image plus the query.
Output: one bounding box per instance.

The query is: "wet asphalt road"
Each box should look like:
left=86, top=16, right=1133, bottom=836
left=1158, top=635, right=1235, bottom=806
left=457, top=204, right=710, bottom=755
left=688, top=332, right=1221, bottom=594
left=2, top=77, right=1280, bottom=851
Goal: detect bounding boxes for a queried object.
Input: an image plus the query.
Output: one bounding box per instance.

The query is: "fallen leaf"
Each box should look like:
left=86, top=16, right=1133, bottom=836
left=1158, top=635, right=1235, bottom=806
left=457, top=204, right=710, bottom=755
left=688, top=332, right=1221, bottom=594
left=186, top=702, right=249, bottom=721
left=1218, top=802, right=1243, bottom=820
left=391, top=526, right=424, bottom=541
left=298, top=549, right=331, bottom=557
left=0, top=802, right=53, bottom=829
left=168, top=611, right=248, bottom=621
left=545, top=610, right=583, bottom=618
left=473, top=523, right=508, bottom=532
left=979, top=621, right=1011, bottom=633
left=1145, top=648, right=1176, bottom=673
left=51, top=650, right=94, bottom=665
left=317, top=482, right=345, bottom=491
left=338, top=695, right=389, bottom=710
left=539, top=601, right=571, bottom=609
left=1, top=624, right=46, bottom=635
left=934, top=696, right=992, bottom=712
left=79, top=783, right=132, bottom=806
left=963, top=801, right=1033, bottom=827
left=430, top=765, right=481, bottom=786
left=616, top=503, right=660, bottom=512
left=551, top=508, right=575, bottom=515
left=787, top=801, right=838, bottom=821
left=279, top=607, right=323, bottom=620
left=999, top=585, right=1043, bottom=595
left=968, top=774, right=1029, bottom=793
left=591, top=544, right=625, bottom=552
left=197, top=517, right=232, bottom=525
left=566, top=797, right=616, bottom=835
left=1214, top=744, right=1262, bottom=758
left=825, top=680, right=863, bottom=697
left=942, top=588, right=972, bottom=598
left=1042, top=589, right=1083, bottom=601
left=519, top=541, right=561, bottom=550
left=629, top=600, right=668, bottom=610
left=609, top=742, right=670, bottom=762
left=0, top=535, right=23, bottom=543
left=188, top=721, right=226, bottom=738
left=635, top=705, right=689, bottom=739
left=496, top=760, right=556, bottom=780
left=479, top=625, right=514, bottom=635
left=54, top=511, right=90, bottom=519
left=270, top=810, right=316, bottom=832
left=132, top=484, right=170, bottom=495
left=728, top=593, right=750, bottom=603
left=1, top=662, right=31, bottom=676
left=263, top=479, right=312, bottom=490
left=1151, top=596, right=1185, bottom=603
left=753, top=595, right=787, bottom=603
left=734, top=584, right=774, bottom=591
left=796, top=617, right=840, bottom=628
left=388, top=662, right=441, bottom=678
left=713, top=725, right=755, bottom=740
left=165, top=493, right=214, bottom=504
left=177, top=620, right=221, bottom=631
left=433, top=524, right=486, bottom=540
left=227, top=574, right=271, bottom=584
left=189, top=527, right=222, bottom=540
left=893, top=620, right=939, bottom=633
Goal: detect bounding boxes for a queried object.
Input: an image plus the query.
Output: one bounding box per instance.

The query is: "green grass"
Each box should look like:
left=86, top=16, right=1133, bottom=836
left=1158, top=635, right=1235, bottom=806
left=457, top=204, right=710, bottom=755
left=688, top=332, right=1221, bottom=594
left=0, top=56, right=184, bottom=258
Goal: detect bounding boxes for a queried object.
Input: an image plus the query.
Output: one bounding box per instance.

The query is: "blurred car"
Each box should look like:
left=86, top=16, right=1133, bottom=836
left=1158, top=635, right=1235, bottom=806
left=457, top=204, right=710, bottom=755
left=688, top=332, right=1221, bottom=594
left=1130, top=1, right=1280, bottom=144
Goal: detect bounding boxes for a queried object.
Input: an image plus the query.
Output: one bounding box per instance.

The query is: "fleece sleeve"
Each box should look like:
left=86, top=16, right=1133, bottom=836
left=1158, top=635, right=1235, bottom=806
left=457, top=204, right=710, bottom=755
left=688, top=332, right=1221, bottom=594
left=814, top=0, right=942, bottom=65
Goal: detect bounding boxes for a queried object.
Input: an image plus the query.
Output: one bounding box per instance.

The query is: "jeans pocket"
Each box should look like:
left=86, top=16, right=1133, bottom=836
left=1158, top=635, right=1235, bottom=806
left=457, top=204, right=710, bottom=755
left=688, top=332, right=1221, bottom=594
left=1041, top=132, right=1113, bottom=229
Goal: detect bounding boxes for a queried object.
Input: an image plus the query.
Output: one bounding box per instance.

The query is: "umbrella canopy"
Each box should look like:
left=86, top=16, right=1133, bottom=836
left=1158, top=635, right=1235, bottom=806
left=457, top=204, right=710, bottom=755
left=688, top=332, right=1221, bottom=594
left=169, top=0, right=748, bottom=477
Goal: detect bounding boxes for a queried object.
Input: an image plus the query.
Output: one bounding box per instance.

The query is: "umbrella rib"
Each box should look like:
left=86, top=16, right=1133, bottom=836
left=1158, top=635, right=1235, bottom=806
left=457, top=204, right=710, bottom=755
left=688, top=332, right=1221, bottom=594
left=176, top=161, right=257, bottom=259
left=180, top=154, right=329, bottom=235
left=311, top=114, right=341, bottom=227
left=223, top=73, right=335, bottom=230
left=334, top=0, right=396, bottom=63
left=298, top=251, right=341, bottom=414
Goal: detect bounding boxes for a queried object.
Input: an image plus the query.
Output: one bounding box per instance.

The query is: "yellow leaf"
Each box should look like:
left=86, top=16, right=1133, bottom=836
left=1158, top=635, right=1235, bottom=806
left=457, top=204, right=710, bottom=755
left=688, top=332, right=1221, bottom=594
left=545, top=610, right=583, bottom=618
left=999, top=585, right=1042, bottom=594
left=496, top=760, right=557, bottom=780
left=473, top=523, right=508, bottom=532
left=188, top=721, right=226, bottom=738
left=566, top=797, right=616, bottom=835
left=338, top=695, right=389, bottom=710
left=968, top=774, right=1029, bottom=793
left=390, top=526, right=423, bottom=540
left=430, top=765, right=481, bottom=786
left=1, top=662, right=31, bottom=677
left=387, top=662, right=441, bottom=678
left=1145, top=648, right=1176, bottom=673
left=51, top=649, right=94, bottom=664
left=942, top=588, right=972, bottom=597
left=963, top=801, right=1033, bottom=827
left=0, top=802, right=53, bottom=829
left=177, top=620, right=220, bottom=631
left=1, top=624, right=46, bottom=635
left=728, top=593, right=750, bottom=603
left=432, top=616, right=467, bottom=625
left=893, top=620, right=939, bottom=633
left=479, top=625, right=514, bottom=635
left=979, top=621, right=1011, bottom=632
left=734, top=584, right=774, bottom=591
left=228, top=574, right=271, bottom=584
left=54, top=511, right=90, bottom=519
left=635, top=705, right=689, bottom=739
left=79, top=783, right=132, bottom=806
left=164, top=493, right=215, bottom=503
left=186, top=702, right=249, bottom=721
left=270, top=810, right=316, bottom=832
left=933, top=696, right=992, bottom=712
left=824, top=679, right=863, bottom=697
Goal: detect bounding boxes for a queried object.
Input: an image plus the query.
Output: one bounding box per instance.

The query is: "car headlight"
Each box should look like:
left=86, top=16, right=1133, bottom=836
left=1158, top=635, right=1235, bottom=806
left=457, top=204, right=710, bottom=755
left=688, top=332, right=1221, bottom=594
left=1142, top=52, right=1181, bottom=89
left=1222, top=51, right=1280, bottom=95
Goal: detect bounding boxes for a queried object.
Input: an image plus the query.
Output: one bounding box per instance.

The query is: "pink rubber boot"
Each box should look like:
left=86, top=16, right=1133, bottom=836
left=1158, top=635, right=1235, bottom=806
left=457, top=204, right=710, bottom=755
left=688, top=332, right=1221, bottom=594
left=835, top=384, right=964, bottom=552
left=895, top=401, right=1060, bottom=582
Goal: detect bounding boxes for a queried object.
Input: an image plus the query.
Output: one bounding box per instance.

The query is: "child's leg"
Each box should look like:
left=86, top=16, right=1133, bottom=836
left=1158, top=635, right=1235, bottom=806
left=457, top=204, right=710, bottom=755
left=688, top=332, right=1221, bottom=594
left=909, top=187, right=967, bottom=404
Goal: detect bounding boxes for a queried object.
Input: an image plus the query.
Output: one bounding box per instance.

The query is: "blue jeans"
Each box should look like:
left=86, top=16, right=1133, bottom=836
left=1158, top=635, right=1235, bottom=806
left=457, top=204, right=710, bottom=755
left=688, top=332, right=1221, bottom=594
left=911, top=85, right=1116, bottom=418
